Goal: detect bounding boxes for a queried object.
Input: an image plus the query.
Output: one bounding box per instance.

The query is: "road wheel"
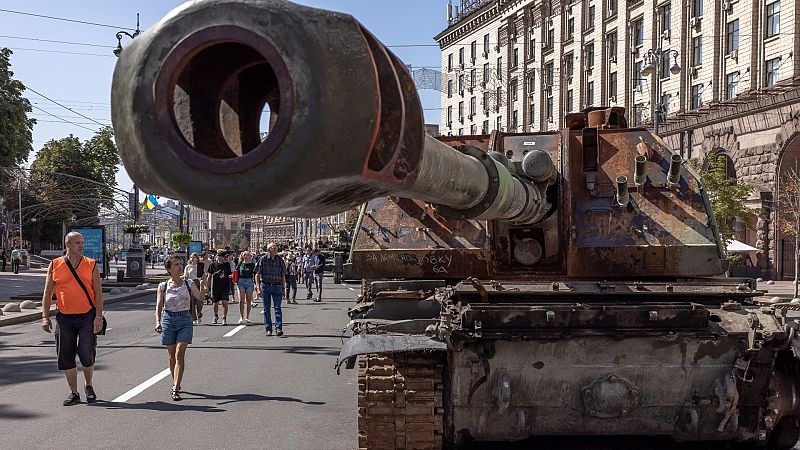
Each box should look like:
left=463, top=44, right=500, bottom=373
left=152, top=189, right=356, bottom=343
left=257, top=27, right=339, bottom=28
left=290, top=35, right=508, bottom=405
left=358, top=352, right=444, bottom=449
left=769, top=416, right=800, bottom=449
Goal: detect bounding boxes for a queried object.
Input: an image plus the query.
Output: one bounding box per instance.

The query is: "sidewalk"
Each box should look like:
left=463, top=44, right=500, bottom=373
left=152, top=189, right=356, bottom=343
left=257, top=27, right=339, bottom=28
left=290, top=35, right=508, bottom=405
left=0, top=262, right=167, bottom=327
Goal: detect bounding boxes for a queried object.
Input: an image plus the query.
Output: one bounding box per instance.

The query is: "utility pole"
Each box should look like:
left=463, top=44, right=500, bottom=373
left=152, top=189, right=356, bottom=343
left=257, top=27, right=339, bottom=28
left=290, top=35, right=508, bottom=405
left=18, top=177, right=23, bottom=249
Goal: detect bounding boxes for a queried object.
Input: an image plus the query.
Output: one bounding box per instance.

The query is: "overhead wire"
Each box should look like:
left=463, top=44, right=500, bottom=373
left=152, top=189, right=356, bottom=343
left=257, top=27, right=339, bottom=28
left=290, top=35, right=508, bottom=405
left=0, top=8, right=135, bottom=31
left=29, top=104, right=98, bottom=132
left=25, top=86, right=110, bottom=127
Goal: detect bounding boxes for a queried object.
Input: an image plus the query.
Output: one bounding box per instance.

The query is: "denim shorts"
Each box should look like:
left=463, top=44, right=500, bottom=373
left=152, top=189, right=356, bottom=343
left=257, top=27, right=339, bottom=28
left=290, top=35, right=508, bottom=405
left=237, top=278, right=255, bottom=293
left=160, top=310, right=193, bottom=345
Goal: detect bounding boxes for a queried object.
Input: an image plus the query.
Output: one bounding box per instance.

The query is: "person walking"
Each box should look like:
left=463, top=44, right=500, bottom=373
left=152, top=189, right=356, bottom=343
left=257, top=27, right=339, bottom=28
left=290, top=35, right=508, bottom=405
left=313, top=249, right=326, bottom=302
left=206, top=254, right=232, bottom=325
left=301, top=248, right=317, bottom=300
left=40, top=232, right=105, bottom=406
left=227, top=253, right=238, bottom=304
left=11, top=246, right=21, bottom=274
left=0, top=249, right=7, bottom=272
left=156, top=255, right=202, bottom=401
left=198, top=252, right=211, bottom=304
left=183, top=253, right=204, bottom=324
left=236, top=251, right=256, bottom=324
left=255, top=243, right=286, bottom=336
left=284, top=253, right=299, bottom=304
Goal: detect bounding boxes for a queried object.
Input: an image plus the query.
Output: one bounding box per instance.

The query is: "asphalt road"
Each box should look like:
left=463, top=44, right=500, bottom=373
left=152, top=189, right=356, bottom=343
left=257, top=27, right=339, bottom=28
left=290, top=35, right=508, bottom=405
left=0, top=277, right=359, bottom=450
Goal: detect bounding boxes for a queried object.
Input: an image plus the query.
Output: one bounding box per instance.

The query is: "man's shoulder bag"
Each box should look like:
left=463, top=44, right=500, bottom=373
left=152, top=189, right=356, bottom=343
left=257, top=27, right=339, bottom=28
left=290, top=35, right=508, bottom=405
left=63, top=256, right=107, bottom=335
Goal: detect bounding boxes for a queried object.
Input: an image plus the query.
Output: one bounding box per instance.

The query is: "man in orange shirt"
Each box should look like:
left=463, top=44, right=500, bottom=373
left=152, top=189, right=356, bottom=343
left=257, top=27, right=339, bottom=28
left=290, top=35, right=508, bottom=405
left=41, top=232, right=105, bottom=406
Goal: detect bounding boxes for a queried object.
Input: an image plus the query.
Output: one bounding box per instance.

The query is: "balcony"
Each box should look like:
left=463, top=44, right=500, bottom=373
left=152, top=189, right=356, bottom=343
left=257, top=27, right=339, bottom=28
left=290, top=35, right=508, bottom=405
left=449, top=0, right=494, bottom=24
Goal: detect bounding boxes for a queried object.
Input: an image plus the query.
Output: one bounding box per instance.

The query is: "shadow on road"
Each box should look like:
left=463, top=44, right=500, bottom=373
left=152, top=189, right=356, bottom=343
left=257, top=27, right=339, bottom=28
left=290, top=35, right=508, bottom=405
left=94, top=344, right=341, bottom=356
left=100, top=400, right=225, bottom=413
left=462, top=436, right=755, bottom=449
left=181, top=391, right=326, bottom=406
left=0, top=355, right=61, bottom=387
left=0, top=403, right=44, bottom=420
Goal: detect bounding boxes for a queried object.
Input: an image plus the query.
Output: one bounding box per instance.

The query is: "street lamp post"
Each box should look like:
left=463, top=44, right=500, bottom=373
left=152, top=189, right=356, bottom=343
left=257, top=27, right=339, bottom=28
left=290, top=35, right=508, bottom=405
left=640, top=48, right=681, bottom=136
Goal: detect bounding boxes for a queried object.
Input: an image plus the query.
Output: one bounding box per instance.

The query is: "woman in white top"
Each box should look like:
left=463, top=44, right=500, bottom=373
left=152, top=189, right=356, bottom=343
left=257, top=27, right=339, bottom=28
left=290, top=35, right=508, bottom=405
left=156, top=255, right=202, bottom=401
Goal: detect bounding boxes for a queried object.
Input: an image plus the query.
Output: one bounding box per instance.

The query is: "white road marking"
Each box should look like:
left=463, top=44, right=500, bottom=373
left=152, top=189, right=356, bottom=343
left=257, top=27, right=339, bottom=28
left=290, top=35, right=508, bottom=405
left=223, top=325, right=246, bottom=337
left=111, top=368, right=171, bottom=403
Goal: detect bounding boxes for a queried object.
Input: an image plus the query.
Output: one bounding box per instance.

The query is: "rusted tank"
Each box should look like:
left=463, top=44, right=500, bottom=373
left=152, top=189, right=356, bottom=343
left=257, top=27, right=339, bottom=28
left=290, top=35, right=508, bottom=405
left=111, top=1, right=800, bottom=448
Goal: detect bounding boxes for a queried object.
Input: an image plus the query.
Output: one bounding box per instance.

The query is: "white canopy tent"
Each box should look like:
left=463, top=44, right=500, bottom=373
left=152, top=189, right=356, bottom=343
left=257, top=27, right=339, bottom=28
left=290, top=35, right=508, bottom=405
left=726, top=239, right=760, bottom=253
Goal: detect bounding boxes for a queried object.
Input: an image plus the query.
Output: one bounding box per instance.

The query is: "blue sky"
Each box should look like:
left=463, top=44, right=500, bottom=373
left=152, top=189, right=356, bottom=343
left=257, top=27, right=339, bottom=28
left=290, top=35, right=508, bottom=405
left=0, top=0, right=449, bottom=192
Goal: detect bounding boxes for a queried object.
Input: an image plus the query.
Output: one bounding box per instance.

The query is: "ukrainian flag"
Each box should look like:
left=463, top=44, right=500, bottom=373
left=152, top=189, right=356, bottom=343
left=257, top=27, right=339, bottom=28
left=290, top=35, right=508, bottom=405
left=143, top=195, right=159, bottom=210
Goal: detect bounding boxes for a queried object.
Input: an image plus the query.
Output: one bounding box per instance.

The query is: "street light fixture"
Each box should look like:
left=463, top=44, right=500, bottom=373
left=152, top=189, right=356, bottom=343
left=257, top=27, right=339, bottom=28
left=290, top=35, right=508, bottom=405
left=113, top=14, right=141, bottom=57
left=640, top=48, right=681, bottom=135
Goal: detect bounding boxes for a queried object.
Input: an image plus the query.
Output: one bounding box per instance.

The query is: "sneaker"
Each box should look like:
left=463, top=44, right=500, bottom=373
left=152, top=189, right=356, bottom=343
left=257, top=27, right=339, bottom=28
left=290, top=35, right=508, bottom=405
left=237, top=318, right=245, bottom=324
left=245, top=319, right=251, bottom=325
left=63, top=392, right=81, bottom=406
left=314, top=298, right=321, bottom=302
left=222, top=317, right=227, bottom=326
left=265, top=330, right=273, bottom=336
left=197, top=316, right=202, bottom=324
left=251, top=302, right=259, bottom=307
left=212, top=316, right=218, bottom=325
left=85, top=385, right=97, bottom=403
left=276, top=329, right=284, bottom=337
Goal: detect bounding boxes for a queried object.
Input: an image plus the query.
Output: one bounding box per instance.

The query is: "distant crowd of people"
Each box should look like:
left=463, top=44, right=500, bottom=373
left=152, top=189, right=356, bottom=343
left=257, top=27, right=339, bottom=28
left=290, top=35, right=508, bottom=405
left=0, top=246, right=25, bottom=274
left=40, top=231, right=331, bottom=405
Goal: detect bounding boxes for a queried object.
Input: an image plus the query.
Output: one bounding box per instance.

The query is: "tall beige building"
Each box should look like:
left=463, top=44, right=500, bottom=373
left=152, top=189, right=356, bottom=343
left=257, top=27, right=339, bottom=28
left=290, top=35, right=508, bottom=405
left=436, top=0, right=800, bottom=279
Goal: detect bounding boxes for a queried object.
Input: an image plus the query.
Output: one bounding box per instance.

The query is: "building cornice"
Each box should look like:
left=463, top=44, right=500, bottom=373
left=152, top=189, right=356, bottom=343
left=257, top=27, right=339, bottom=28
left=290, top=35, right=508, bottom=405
left=435, top=0, right=529, bottom=50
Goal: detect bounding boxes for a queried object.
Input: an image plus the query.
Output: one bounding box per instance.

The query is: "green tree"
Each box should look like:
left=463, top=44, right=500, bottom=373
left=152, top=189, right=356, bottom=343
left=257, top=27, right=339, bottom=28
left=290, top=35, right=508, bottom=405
left=0, top=48, right=35, bottom=173
left=778, top=166, right=800, bottom=297
left=229, top=231, right=249, bottom=253
left=694, top=154, right=756, bottom=245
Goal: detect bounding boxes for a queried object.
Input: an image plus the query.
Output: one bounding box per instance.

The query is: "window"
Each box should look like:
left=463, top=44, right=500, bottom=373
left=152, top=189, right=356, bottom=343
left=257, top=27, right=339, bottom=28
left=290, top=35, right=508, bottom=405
left=545, top=25, right=555, bottom=51
left=512, top=110, right=519, bottom=130
left=660, top=51, right=671, bottom=79
left=726, top=72, right=739, bottom=99
left=766, top=1, right=780, bottom=38
left=447, top=54, right=453, bottom=72
left=661, top=93, right=671, bottom=117
left=447, top=80, right=453, bottom=98
left=471, top=41, right=477, bottom=62
left=529, top=102, right=536, bottom=125
left=635, top=61, right=644, bottom=87
left=528, top=32, right=535, bottom=59
left=511, top=78, right=519, bottom=101
left=470, top=124, right=476, bottom=135
left=608, top=0, right=618, bottom=16
left=470, top=68, right=477, bottom=88
left=692, top=36, right=703, bottom=67
left=497, top=57, right=503, bottom=80
left=545, top=62, right=555, bottom=87
left=693, top=0, right=703, bottom=17
left=659, top=4, right=671, bottom=34
left=609, top=72, right=618, bottom=98
left=585, top=43, right=595, bottom=69
left=566, top=89, right=574, bottom=112
left=607, top=31, right=618, bottom=61
left=691, top=84, right=703, bottom=109
left=483, top=63, right=490, bottom=84
left=483, top=34, right=490, bottom=55
left=470, top=96, right=477, bottom=116
left=483, top=91, right=491, bottom=112
left=546, top=96, right=554, bottom=122
left=458, top=47, right=464, bottom=66
left=527, top=71, right=536, bottom=92
left=446, top=106, right=453, bottom=124
left=564, top=52, right=574, bottom=78
left=586, top=81, right=594, bottom=107
left=567, top=16, right=575, bottom=40
left=496, top=115, right=503, bottom=131
left=513, top=47, right=519, bottom=67
left=765, top=57, right=781, bottom=87
left=458, top=128, right=463, bottom=136
left=458, top=74, right=464, bottom=94
left=633, top=18, right=644, bottom=47
left=458, top=101, right=464, bottom=121
left=634, top=103, right=645, bottom=126
left=586, top=4, right=596, bottom=30
left=496, top=86, right=503, bottom=107
left=726, top=20, right=739, bottom=54
left=482, top=120, right=489, bottom=133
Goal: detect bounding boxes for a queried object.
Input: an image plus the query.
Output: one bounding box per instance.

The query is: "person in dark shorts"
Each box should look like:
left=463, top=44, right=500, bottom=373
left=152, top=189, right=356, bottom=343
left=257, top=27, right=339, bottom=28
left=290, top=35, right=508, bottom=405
left=156, top=255, right=202, bottom=401
left=255, top=243, right=286, bottom=336
left=205, top=253, right=232, bottom=325
left=40, top=232, right=105, bottom=406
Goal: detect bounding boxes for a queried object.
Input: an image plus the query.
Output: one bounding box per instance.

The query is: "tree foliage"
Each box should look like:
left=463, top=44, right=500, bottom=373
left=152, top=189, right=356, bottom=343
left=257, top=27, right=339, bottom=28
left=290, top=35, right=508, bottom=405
left=229, top=231, right=249, bottom=253
left=694, top=154, right=756, bottom=245
left=778, top=165, right=800, bottom=297
left=0, top=48, right=35, bottom=173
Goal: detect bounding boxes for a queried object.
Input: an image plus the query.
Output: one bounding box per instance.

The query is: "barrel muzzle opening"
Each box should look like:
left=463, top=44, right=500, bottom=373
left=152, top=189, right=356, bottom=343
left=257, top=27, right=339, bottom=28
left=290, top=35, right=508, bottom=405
left=153, top=26, right=294, bottom=174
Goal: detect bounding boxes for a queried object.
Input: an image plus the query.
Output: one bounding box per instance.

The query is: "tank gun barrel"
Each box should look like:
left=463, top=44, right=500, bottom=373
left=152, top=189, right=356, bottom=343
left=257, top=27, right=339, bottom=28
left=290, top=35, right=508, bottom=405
left=111, top=0, right=551, bottom=223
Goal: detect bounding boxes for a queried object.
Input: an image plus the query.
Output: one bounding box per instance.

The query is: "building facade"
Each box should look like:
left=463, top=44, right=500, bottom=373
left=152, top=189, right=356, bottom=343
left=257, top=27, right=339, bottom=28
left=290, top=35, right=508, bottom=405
left=437, top=0, right=799, bottom=279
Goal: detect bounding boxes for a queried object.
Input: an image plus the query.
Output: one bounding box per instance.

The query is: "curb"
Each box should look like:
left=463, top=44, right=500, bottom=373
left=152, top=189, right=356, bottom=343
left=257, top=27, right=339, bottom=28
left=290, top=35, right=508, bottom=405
left=0, top=288, right=157, bottom=327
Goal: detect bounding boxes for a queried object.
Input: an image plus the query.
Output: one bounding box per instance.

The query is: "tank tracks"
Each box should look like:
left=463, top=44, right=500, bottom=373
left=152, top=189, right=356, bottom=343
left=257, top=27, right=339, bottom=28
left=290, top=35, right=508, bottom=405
left=358, top=352, right=444, bottom=449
